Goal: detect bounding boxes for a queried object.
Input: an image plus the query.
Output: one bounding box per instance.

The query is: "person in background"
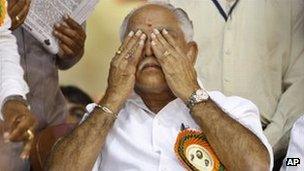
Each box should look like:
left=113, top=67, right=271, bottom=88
left=0, top=0, right=87, bottom=170
left=152, top=0, right=304, bottom=165
left=0, top=0, right=36, bottom=170
left=61, top=86, right=93, bottom=124
left=280, top=115, right=304, bottom=171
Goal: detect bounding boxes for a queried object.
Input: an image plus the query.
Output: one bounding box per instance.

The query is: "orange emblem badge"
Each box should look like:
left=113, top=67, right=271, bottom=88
left=175, top=128, right=225, bottom=171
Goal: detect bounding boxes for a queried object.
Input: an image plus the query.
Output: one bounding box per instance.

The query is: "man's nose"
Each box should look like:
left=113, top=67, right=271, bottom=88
left=144, top=37, right=153, bottom=57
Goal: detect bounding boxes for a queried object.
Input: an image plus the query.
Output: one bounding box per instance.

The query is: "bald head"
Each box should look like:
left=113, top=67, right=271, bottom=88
left=120, top=3, right=194, bottom=43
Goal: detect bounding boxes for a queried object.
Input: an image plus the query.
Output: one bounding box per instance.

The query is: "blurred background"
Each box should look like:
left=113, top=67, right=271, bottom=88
left=59, top=0, right=144, bottom=101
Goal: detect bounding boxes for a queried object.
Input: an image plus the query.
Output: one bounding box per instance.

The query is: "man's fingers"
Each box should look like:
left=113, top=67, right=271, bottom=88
left=20, top=138, right=34, bottom=160
left=8, top=0, right=18, bottom=10
left=123, top=30, right=143, bottom=56
left=130, top=34, right=146, bottom=64
left=111, top=31, right=135, bottom=63
left=151, top=39, right=165, bottom=61
left=59, top=43, right=75, bottom=57
left=15, top=0, right=31, bottom=23
left=9, top=0, right=26, bottom=16
left=152, top=29, right=174, bottom=51
left=54, top=30, right=80, bottom=52
left=64, top=15, right=83, bottom=32
left=8, top=0, right=27, bottom=14
left=8, top=119, right=32, bottom=142
left=54, top=25, right=84, bottom=46
left=161, top=29, right=184, bottom=55
left=115, top=30, right=143, bottom=62
left=118, top=31, right=134, bottom=54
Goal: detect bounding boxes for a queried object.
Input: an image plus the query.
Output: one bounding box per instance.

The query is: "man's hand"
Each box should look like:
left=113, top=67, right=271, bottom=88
left=54, top=15, right=86, bottom=61
left=2, top=100, right=37, bottom=160
left=150, top=28, right=199, bottom=101
left=101, top=30, right=146, bottom=113
left=8, top=0, right=31, bottom=30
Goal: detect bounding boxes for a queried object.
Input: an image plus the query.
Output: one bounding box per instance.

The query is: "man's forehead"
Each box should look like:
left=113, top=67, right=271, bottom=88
left=128, top=4, right=180, bottom=30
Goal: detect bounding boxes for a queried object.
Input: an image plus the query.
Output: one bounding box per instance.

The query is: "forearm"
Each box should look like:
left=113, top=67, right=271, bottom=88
left=46, top=99, right=118, bottom=170
left=191, top=99, right=270, bottom=170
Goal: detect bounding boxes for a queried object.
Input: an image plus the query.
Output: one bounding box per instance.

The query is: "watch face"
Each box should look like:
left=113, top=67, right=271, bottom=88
left=195, top=89, right=209, bottom=102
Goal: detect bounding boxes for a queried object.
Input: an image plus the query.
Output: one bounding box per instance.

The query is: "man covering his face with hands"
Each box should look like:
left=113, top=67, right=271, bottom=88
left=47, top=2, right=273, bottom=171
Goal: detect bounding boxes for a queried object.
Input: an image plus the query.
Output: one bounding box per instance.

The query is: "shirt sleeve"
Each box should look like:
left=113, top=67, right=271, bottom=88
left=264, top=0, right=304, bottom=156
left=209, top=91, right=274, bottom=171
left=0, top=5, right=29, bottom=120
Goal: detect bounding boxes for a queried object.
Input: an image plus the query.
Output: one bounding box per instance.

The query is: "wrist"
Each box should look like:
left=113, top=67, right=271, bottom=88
left=99, top=89, right=126, bottom=114
left=2, top=95, right=28, bottom=110
left=181, top=83, right=201, bottom=102
left=185, top=87, right=209, bottom=110
left=2, top=100, right=29, bottom=121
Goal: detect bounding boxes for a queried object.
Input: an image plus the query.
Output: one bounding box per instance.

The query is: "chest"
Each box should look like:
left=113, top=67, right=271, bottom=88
left=98, top=108, right=200, bottom=171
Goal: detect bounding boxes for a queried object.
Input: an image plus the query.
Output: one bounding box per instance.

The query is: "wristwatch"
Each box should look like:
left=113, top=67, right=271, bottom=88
left=186, top=89, right=209, bottom=109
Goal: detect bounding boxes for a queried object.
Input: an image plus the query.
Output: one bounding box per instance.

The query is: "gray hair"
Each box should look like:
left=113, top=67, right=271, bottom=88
left=119, top=1, right=194, bottom=42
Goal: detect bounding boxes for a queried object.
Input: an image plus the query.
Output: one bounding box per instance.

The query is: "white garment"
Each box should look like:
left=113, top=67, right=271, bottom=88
left=0, top=3, right=29, bottom=120
left=280, top=115, right=304, bottom=171
left=150, top=0, right=304, bottom=157
left=84, top=91, right=273, bottom=171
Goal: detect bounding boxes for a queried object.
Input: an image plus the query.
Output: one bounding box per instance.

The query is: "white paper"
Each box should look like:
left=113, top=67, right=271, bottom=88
left=22, top=0, right=99, bottom=54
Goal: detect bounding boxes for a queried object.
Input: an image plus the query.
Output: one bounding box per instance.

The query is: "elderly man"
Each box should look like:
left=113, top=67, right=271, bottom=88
left=47, top=3, right=273, bottom=171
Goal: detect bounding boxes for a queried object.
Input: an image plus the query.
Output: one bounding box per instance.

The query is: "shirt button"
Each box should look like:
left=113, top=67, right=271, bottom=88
left=225, top=49, right=231, bottom=55
left=157, top=120, right=161, bottom=125
left=224, top=78, right=230, bottom=83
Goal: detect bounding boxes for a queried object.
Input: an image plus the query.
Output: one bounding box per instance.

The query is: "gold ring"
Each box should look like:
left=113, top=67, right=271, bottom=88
left=126, top=49, right=135, bottom=57
left=26, top=130, right=34, bottom=140
left=15, top=16, right=20, bottom=22
left=129, top=49, right=135, bottom=55
left=116, top=47, right=123, bottom=55
left=163, top=50, right=171, bottom=57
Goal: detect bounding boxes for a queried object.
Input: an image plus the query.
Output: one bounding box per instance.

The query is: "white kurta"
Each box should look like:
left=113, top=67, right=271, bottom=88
left=84, top=91, right=273, bottom=171
left=0, top=2, right=29, bottom=120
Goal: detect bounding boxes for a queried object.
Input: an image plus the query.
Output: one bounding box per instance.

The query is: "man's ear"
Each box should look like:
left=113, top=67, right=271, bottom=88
left=186, top=41, right=198, bottom=65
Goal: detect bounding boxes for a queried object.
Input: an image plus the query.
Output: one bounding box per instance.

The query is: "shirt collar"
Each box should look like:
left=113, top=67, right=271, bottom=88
left=126, top=92, right=195, bottom=128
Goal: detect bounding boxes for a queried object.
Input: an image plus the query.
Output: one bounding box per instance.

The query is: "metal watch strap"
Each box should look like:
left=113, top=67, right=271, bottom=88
left=186, top=89, right=209, bottom=109
left=186, top=92, right=198, bottom=109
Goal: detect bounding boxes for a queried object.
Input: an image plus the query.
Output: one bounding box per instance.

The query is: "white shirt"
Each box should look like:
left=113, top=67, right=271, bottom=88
left=0, top=2, right=29, bottom=120
left=152, top=0, right=304, bottom=157
left=218, top=0, right=237, bottom=14
left=281, top=115, right=304, bottom=171
left=84, top=91, right=273, bottom=171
